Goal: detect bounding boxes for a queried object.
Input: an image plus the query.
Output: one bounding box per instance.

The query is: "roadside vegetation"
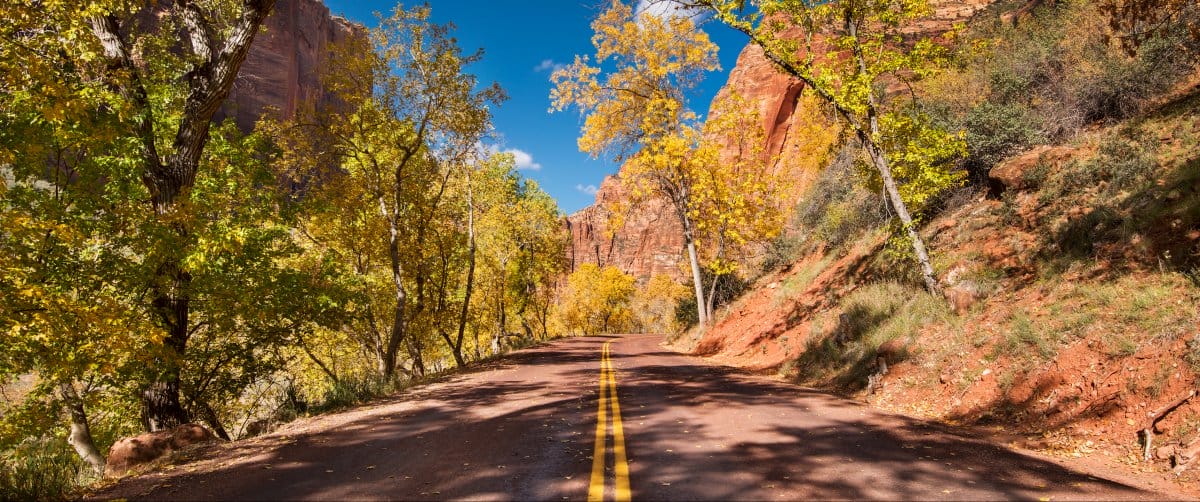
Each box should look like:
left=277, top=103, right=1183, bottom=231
left=676, top=0, right=1200, bottom=479
left=3, top=0, right=1199, bottom=498
left=1, top=2, right=569, bottom=499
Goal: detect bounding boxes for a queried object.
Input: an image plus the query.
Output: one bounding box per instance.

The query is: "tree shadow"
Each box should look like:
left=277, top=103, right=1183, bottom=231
left=89, top=336, right=1159, bottom=501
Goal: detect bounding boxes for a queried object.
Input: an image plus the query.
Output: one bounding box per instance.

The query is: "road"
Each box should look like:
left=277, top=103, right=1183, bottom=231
left=95, top=335, right=1163, bottom=500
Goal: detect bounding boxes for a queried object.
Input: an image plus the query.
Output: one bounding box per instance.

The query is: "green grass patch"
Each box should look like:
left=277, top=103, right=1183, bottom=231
left=787, top=282, right=952, bottom=391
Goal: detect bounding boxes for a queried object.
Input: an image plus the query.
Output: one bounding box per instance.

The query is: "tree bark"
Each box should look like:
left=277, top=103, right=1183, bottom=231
left=59, top=382, right=106, bottom=475
left=684, top=227, right=708, bottom=327
left=451, top=169, right=477, bottom=368
left=194, top=399, right=231, bottom=441
left=381, top=192, right=408, bottom=379
left=705, top=271, right=719, bottom=324
left=847, top=14, right=941, bottom=294
left=861, top=136, right=941, bottom=294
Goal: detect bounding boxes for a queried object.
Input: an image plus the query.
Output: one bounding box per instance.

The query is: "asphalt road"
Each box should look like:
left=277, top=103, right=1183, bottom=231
left=95, top=335, right=1163, bottom=501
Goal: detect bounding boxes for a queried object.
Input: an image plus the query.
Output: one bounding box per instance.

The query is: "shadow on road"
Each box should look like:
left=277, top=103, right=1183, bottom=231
left=92, top=335, right=1158, bottom=501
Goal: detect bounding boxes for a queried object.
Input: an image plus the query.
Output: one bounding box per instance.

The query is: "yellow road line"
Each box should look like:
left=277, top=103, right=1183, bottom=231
left=588, top=342, right=609, bottom=502
left=607, top=342, right=631, bottom=501
left=587, top=340, right=631, bottom=502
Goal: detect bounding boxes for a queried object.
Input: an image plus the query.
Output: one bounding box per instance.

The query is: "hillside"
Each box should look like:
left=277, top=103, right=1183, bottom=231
left=666, top=2, right=1200, bottom=489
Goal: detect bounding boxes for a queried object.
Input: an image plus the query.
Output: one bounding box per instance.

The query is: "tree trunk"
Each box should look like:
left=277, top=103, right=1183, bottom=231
left=473, top=329, right=482, bottom=361
left=846, top=14, right=941, bottom=295
left=194, top=399, right=230, bottom=441
left=407, top=335, right=426, bottom=378
left=143, top=262, right=193, bottom=431
left=861, top=137, right=941, bottom=294
left=59, top=383, right=106, bottom=475
left=705, top=272, right=719, bottom=324
left=452, top=171, right=477, bottom=368
left=382, top=197, right=408, bottom=379
left=684, top=234, right=708, bottom=328
left=88, top=0, right=276, bottom=431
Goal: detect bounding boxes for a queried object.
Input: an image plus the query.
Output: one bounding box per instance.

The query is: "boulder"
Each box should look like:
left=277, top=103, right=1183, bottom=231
left=989, top=145, right=1077, bottom=192
left=105, top=423, right=218, bottom=477
left=876, top=338, right=908, bottom=365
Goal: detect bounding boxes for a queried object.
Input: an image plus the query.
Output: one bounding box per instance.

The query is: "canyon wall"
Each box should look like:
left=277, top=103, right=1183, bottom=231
left=216, top=0, right=365, bottom=131
left=564, top=0, right=997, bottom=281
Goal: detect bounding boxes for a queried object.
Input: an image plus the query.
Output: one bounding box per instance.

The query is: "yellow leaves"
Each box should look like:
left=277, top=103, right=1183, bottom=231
left=873, top=111, right=968, bottom=212
left=551, top=0, right=718, bottom=160
left=557, top=264, right=637, bottom=335
left=688, top=92, right=786, bottom=271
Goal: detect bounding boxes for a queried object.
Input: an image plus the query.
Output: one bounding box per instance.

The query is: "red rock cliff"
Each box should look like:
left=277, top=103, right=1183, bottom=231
left=216, top=0, right=365, bottom=130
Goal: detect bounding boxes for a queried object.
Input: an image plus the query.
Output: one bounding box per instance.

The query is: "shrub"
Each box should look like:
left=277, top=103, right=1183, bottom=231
left=794, top=147, right=890, bottom=250
left=674, top=270, right=748, bottom=328
left=962, top=102, right=1040, bottom=181
left=924, top=0, right=1198, bottom=187
left=0, top=438, right=86, bottom=502
left=309, top=375, right=395, bottom=414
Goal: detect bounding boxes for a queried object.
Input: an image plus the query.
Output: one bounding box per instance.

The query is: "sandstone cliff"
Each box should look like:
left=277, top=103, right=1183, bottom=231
left=565, top=176, right=685, bottom=280
left=216, top=0, right=365, bottom=131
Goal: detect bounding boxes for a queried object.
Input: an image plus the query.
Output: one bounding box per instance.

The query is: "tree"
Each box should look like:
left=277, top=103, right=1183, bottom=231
left=1101, top=0, right=1200, bottom=54
left=82, top=0, right=278, bottom=430
left=691, top=92, right=786, bottom=320
left=558, top=264, right=637, bottom=335
left=683, top=0, right=967, bottom=294
left=551, top=0, right=721, bottom=326
left=471, top=165, right=567, bottom=355
left=632, top=274, right=690, bottom=334
left=273, top=5, right=503, bottom=379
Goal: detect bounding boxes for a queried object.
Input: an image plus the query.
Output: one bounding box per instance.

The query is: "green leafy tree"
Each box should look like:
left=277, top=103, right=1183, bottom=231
left=272, top=5, right=503, bottom=379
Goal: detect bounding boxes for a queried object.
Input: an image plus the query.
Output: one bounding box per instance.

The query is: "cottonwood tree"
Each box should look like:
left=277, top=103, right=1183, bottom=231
left=691, top=92, right=786, bottom=320
left=275, top=5, right=503, bottom=379
left=2, top=0, right=278, bottom=444
left=681, top=0, right=967, bottom=293
left=551, top=0, right=721, bottom=326
left=471, top=167, right=566, bottom=356
left=87, top=0, right=277, bottom=430
left=558, top=264, right=637, bottom=335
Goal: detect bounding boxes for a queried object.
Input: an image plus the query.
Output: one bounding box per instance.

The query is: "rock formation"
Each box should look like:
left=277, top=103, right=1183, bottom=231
left=105, top=423, right=218, bottom=477
left=215, top=0, right=366, bottom=131
left=565, top=176, right=685, bottom=280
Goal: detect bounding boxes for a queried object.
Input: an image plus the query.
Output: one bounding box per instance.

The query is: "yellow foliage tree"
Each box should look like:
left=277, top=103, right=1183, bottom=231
left=690, top=92, right=786, bottom=318
left=688, top=0, right=969, bottom=293
left=550, top=0, right=716, bottom=288
left=558, top=264, right=637, bottom=335
left=632, top=274, right=690, bottom=334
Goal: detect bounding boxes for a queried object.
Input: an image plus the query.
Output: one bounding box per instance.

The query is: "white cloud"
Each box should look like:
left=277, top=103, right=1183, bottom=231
left=576, top=184, right=599, bottom=195
left=634, top=0, right=708, bottom=20
left=503, top=148, right=542, bottom=171
left=533, top=59, right=566, bottom=74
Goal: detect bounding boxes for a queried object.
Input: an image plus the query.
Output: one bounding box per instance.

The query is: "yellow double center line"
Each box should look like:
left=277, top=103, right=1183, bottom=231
left=588, top=339, right=630, bottom=502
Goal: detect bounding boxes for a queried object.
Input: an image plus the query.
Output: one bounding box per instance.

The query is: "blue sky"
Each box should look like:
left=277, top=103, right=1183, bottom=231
left=321, top=0, right=747, bottom=215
